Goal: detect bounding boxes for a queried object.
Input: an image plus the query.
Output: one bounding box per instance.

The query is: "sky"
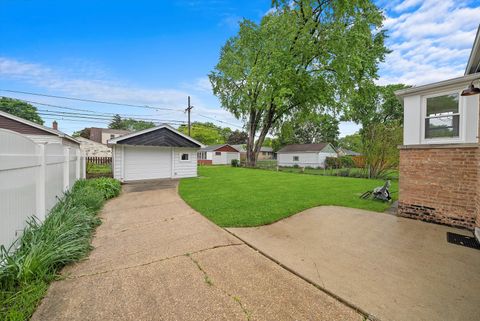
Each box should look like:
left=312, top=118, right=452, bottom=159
left=1, top=0, right=480, bottom=137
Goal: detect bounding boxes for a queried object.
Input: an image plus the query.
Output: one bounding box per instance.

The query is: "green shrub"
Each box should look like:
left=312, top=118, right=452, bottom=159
left=338, top=156, right=354, bottom=168
left=293, top=164, right=299, bottom=168
left=0, top=177, right=120, bottom=320
left=231, top=159, right=240, bottom=167
left=325, top=157, right=338, bottom=169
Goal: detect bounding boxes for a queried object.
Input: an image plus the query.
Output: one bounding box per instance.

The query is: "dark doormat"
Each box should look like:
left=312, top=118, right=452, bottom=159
left=446, top=232, right=480, bottom=250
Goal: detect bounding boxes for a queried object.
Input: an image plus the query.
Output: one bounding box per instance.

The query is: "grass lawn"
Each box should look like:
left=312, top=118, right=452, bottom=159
left=87, top=163, right=112, bottom=174
left=179, top=166, right=398, bottom=227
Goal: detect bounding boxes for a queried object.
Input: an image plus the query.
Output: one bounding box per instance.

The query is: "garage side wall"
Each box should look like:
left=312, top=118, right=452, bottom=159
left=113, top=145, right=124, bottom=180
left=173, top=148, right=198, bottom=178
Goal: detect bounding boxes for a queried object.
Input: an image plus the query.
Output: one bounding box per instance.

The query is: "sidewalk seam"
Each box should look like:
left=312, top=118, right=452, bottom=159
left=224, top=228, right=382, bottom=321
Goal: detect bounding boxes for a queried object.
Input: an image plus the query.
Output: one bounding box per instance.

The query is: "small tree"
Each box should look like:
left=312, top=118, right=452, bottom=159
left=362, top=122, right=402, bottom=178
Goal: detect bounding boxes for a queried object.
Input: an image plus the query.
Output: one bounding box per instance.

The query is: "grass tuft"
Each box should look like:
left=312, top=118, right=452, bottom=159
left=0, top=178, right=121, bottom=321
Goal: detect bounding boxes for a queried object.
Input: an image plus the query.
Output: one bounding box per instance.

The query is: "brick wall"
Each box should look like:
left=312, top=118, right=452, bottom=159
left=398, top=145, right=479, bottom=229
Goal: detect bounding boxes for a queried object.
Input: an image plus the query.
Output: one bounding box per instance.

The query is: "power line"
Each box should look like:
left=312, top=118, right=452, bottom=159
left=1, top=89, right=244, bottom=129
left=37, top=110, right=187, bottom=124
left=0, top=89, right=184, bottom=112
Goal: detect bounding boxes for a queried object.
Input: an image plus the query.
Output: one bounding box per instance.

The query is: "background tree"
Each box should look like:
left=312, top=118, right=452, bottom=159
left=109, top=114, right=123, bottom=129
left=275, top=113, right=339, bottom=148
left=345, top=83, right=409, bottom=178
left=210, top=0, right=387, bottom=166
left=177, top=122, right=228, bottom=145
left=0, top=97, right=44, bottom=125
left=108, top=114, right=155, bottom=131
left=337, top=132, right=363, bottom=153
left=227, top=130, right=248, bottom=144
left=72, top=127, right=91, bottom=139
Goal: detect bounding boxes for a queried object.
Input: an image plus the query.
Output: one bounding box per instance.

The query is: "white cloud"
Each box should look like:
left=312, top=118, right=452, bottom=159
left=0, top=56, right=243, bottom=131
left=379, top=0, right=480, bottom=86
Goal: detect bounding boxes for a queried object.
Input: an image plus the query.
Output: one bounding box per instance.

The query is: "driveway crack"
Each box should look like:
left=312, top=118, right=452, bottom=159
left=67, top=243, right=243, bottom=279
left=185, top=253, right=252, bottom=321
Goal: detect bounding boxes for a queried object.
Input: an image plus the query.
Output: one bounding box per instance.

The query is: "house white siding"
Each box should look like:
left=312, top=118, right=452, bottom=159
left=403, top=84, right=479, bottom=145
left=226, top=152, right=240, bottom=164
left=173, top=148, right=198, bottom=178
left=278, top=152, right=320, bottom=168
left=210, top=151, right=239, bottom=165
left=112, top=145, right=123, bottom=179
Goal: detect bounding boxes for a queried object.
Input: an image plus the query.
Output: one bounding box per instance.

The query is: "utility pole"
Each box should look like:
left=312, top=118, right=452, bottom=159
left=185, top=96, right=193, bottom=136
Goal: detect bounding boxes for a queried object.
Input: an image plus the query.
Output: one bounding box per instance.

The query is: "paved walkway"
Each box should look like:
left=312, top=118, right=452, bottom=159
left=228, top=206, right=480, bottom=321
left=32, top=181, right=361, bottom=321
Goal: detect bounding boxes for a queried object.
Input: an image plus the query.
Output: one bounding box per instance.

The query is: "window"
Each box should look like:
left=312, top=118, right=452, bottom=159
left=425, top=93, right=460, bottom=139
left=293, top=156, right=299, bottom=161
left=197, top=152, right=207, bottom=160
left=181, top=153, right=189, bottom=161
left=215, top=151, right=221, bottom=156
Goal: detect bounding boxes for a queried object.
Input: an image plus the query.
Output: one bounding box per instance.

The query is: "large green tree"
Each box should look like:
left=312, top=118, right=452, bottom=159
left=0, top=97, right=44, bottom=125
left=227, top=130, right=248, bottom=144
left=210, top=0, right=387, bottom=166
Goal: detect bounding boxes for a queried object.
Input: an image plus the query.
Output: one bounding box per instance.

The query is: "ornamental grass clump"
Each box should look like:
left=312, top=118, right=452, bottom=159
left=0, top=177, right=121, bottom=321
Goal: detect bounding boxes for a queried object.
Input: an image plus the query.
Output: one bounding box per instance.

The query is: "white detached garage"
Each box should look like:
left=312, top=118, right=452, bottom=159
left=108, top=125, right=202, bottom=182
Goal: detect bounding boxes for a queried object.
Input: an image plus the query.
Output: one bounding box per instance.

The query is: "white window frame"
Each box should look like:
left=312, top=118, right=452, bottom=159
left=421, top=90, right=465, bottom=144
left=180, top=153, right=189, bottom=161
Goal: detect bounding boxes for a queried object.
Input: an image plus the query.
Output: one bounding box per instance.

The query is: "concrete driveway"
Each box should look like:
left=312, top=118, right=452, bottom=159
left=32, top=181, right=361, bottom=321
left=228, top=206, right=480, bottom=321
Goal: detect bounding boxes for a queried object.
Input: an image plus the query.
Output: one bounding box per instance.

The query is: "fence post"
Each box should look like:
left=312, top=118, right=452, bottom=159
left=36, top=143, right=46, bottom=221
left=76, top=149, right=81, bottom=180
left=81, top=151, right=86, bottom=179
left=63, top=147, right=70, bottom=191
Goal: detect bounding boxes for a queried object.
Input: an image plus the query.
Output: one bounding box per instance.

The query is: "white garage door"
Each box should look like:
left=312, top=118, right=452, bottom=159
left=124, top=146, right=172, bottom=181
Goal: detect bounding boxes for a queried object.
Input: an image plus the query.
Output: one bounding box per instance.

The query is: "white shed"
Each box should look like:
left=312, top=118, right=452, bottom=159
left=108, top=125, right=202, bottom=182
left=277, top=143, right=337, bottom=168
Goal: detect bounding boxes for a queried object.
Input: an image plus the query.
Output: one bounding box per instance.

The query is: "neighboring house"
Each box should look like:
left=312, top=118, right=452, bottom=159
left=231, top=144, right=276, bottom=160
left=76, top=136, right=112, bottom=157
left=336, top=147, right=362, bottom=157
left=197, top=144, right=240, bottom=165
left=395, top=26, right=480, bottom=241
left=277, top=143, right=337, bottom=168
left=108, top=124, right=202, bottom=181
left=0, top=110, right=80, bottom=149
left=90, top=127, right=130, bottom=145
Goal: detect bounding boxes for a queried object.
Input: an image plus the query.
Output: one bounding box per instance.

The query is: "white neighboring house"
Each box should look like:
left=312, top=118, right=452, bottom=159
left=108, top=124, right=203, bottom=182
left=0, top=110, right=80, bottom=149
left=277, top=143, right=337, bottom=168
left=197, top=144, right=241, bottom=165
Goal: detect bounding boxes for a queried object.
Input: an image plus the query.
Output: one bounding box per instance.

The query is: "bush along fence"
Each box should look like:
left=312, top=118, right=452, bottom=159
left=0, top=178, right=121, bottom=321
left=86, top=156, right=112, bottom=165
left=0, top=129, right=86, bottom=249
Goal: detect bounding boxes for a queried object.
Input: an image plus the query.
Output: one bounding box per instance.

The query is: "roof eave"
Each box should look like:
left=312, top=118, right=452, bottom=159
left=465, top=25, right=480, bottom=75
left=394, top=73, right=480, bottom=97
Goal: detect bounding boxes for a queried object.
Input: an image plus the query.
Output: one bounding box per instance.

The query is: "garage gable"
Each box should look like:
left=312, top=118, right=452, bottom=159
left=111, top=126, right=202, bottom=148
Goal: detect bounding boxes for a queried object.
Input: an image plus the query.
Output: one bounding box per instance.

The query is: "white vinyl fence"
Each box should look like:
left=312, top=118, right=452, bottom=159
left=0, top=129, right=86, bottom=249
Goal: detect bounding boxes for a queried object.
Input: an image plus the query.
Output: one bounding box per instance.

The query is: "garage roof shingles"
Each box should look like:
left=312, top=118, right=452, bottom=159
left=117, top=127, right=200, bottom=147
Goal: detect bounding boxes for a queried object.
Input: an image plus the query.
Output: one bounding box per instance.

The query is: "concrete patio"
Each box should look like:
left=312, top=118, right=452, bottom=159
left=32, top=182, right=361, bottom=321
left=229, top=206, right=480, bottom=321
